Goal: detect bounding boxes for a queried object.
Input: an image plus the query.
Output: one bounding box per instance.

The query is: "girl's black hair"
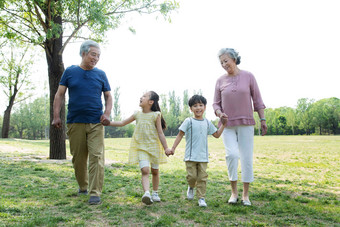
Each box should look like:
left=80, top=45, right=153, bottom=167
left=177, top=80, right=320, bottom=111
left=149, top=91, right=167, bottom=130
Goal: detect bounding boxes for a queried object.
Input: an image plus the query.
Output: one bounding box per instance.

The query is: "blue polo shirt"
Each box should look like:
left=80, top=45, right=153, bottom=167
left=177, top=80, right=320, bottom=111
left=60, top=65, right=111, bottom=123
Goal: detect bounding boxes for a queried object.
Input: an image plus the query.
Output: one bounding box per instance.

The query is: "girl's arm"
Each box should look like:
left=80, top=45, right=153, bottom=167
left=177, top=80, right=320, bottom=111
left=109, top=114, right=135, bottom=127
left=171, top=130, right=185, bottom=155
left=155, top=115, right=171, bottom=155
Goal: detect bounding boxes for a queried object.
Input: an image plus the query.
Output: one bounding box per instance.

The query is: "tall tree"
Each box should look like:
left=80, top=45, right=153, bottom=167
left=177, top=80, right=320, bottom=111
left=179, top=89, right=191, bottom=122
left=10, top=102, right=31, bottom=139
left=112, top=87, right=121, bottom=121
left=311, top=97, right=340, bottom=135
left=310, top=99, right=327, bottom=135
left=0, top=43, right=34, bottom=138
left=105, top=86, right=123, bottom=138
left=28, top=96, right=49, bottom=139
left=10, top=96, right=49, bottom=139
left=0, top=0, right=178, bottom=159
left=296, top=98, right=314, bottom=135
left=165, top=90, right=180, bottom=136
left=326, top=97, right=340, bottom=134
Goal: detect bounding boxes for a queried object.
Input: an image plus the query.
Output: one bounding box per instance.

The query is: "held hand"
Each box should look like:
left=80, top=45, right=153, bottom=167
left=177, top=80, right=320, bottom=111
left=100, top=114, right=110, bottom=126
left=220, top=116, right=228, bottom=125
left=261, top=121, right=267, bottom=136
left=165, top=148, right=172, bottom=157
left=171, top=148, right=175, bottom=155
left=219, top=113, right=228, bottom=119
left=219, top=113, right=228, bottom=125
left=52, top=118, right=62, bottom=128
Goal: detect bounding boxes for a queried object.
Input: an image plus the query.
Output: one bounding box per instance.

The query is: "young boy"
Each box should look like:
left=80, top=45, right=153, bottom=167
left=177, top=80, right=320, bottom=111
left=169, top=95, right=227, bottom=207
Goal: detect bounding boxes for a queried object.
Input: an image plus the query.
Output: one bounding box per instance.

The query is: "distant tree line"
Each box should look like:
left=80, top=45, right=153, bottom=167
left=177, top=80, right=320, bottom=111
left=257, top=97, right=340, bottom=135
left=1, top=89, right=339, bottom=139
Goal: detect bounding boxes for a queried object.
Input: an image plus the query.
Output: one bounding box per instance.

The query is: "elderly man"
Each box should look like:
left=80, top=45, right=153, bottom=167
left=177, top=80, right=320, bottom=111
left=52, top=40, right=112, bottom=205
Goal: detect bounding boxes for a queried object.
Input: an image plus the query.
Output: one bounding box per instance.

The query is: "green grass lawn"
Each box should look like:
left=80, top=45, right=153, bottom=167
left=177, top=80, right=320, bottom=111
left=0, top=136, right=339, bottom=226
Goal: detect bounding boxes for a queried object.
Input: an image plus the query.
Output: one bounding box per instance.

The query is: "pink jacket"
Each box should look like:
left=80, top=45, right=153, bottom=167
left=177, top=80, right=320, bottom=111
left=213, top=70, right=266, bottom=127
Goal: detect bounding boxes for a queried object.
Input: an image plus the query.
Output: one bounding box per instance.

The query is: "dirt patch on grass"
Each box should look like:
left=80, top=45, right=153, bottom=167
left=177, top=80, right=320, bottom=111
left=0, top=144, right=35, bottom=153
left=0, top=143, right=118, bottom=166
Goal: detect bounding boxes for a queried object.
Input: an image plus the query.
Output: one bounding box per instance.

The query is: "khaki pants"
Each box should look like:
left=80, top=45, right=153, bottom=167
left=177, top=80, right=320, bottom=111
left=186, top=161, right=208, bottom=199
left=67, top=123, right=105, bottom=196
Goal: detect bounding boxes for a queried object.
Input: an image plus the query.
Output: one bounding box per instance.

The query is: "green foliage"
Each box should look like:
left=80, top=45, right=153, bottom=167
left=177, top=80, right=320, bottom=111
left=0, top=0, right=179, bottom=47
left=0, top=44, right=35, bottom=101
left=10, top=95, right=49, bottom=139
left=112, top=86, right=121, bottom=121
left=261, top=97, right=340, bottom=135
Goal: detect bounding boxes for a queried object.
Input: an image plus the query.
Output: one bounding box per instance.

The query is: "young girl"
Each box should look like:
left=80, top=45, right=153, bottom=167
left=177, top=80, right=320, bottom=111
left=103, top=91, right=171, bottom=205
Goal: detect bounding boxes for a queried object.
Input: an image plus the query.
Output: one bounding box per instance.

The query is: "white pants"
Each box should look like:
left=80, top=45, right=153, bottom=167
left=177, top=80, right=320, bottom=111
left=222, top=126, right=254, bottom=183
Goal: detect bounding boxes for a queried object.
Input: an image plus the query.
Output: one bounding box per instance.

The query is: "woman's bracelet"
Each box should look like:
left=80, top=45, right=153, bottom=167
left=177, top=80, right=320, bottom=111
left=260, top=118, right=266, bottom=121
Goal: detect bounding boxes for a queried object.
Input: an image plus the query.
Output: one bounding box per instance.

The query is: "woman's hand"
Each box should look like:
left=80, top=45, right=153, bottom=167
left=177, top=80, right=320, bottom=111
left=261, top=121, right=267, bottom=136
left=220, top=115, right=228, bottom=125
left=219, top=112, right=228, bottom=122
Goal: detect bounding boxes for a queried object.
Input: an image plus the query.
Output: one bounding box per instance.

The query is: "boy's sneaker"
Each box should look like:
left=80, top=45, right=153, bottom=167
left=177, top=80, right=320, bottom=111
left=78, top=189, right=88, bottom=195
left=142, top=192, right=153, bottom=205
left=152, top=192, right=161, bottom=202
left=198, top=198, right=207, bottom=207
left=88, top=196, right=101, bottom=205
left=187, top=186, right=194, bottom=200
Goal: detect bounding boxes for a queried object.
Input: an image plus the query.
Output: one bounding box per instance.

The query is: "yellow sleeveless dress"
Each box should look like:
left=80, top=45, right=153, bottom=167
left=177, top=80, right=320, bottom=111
left=128, top=111, right=167, bottom=165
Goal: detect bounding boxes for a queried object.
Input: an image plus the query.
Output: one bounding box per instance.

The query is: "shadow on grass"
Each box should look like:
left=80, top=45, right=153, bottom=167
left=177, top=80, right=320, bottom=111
left=0, top=160, right=339, bottom=226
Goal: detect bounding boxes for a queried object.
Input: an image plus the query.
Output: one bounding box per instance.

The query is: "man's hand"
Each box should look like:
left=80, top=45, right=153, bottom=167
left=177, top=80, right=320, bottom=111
left=100, top=114, right=110, bottom=126
left=52, top=118, right=62, bottom=128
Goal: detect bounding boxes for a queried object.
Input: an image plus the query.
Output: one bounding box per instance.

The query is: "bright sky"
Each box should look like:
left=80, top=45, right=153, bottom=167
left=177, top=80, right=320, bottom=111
left=1, top=0, right=340, bottom=120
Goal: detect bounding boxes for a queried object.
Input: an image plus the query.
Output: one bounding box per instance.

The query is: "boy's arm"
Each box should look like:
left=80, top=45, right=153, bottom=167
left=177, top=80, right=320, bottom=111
left=212, top=122, right=226, bottom=138
left=171, top=130, right=185, bottom=154
left=109, top=114, right=135, bottom=127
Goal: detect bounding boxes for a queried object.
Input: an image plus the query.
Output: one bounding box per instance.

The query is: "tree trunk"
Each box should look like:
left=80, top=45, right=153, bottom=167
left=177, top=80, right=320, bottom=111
left=319, top=124, right=322, bottom=135
left=46, top=15, right=66, bottom=159
left=2, top=107, right=12, bottom=138
left=1, top=94, right=15, bottom=138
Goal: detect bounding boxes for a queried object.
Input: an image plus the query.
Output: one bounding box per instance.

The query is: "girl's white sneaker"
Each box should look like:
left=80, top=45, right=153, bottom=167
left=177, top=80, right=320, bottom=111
left=142, top=192, right=153, bottom=205
left=152, top=192, right=161, bottom=202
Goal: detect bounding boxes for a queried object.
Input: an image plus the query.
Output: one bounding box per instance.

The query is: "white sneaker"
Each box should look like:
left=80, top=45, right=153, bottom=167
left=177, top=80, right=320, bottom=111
left=198, top=198, right=207, bottom=207
left=187, top=186, right=194, bottom=200
left=142, top=192, right=153, bottom=205
left=228, top=196, right=239, bottom=204
left=152, top=192, right=161, bottom=202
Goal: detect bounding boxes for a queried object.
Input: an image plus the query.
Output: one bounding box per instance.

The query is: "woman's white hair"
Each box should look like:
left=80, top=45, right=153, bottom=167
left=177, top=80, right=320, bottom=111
left=218, top=48, right=241, bottom=65
left=79, top=40, right=100, bottom=57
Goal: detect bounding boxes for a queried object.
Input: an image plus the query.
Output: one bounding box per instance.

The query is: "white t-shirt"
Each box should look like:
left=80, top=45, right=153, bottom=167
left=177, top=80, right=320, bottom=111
left=179, top=117, right=217, bottom=162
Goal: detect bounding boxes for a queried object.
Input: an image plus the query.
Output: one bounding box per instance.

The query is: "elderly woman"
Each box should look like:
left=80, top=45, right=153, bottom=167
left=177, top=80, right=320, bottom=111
left=213, top=48, right=267, bottom=206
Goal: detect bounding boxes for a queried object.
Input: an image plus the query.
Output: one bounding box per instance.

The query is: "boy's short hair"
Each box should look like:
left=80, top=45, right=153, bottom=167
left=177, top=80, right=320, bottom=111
left=188, top=95, right=207, bottom=107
